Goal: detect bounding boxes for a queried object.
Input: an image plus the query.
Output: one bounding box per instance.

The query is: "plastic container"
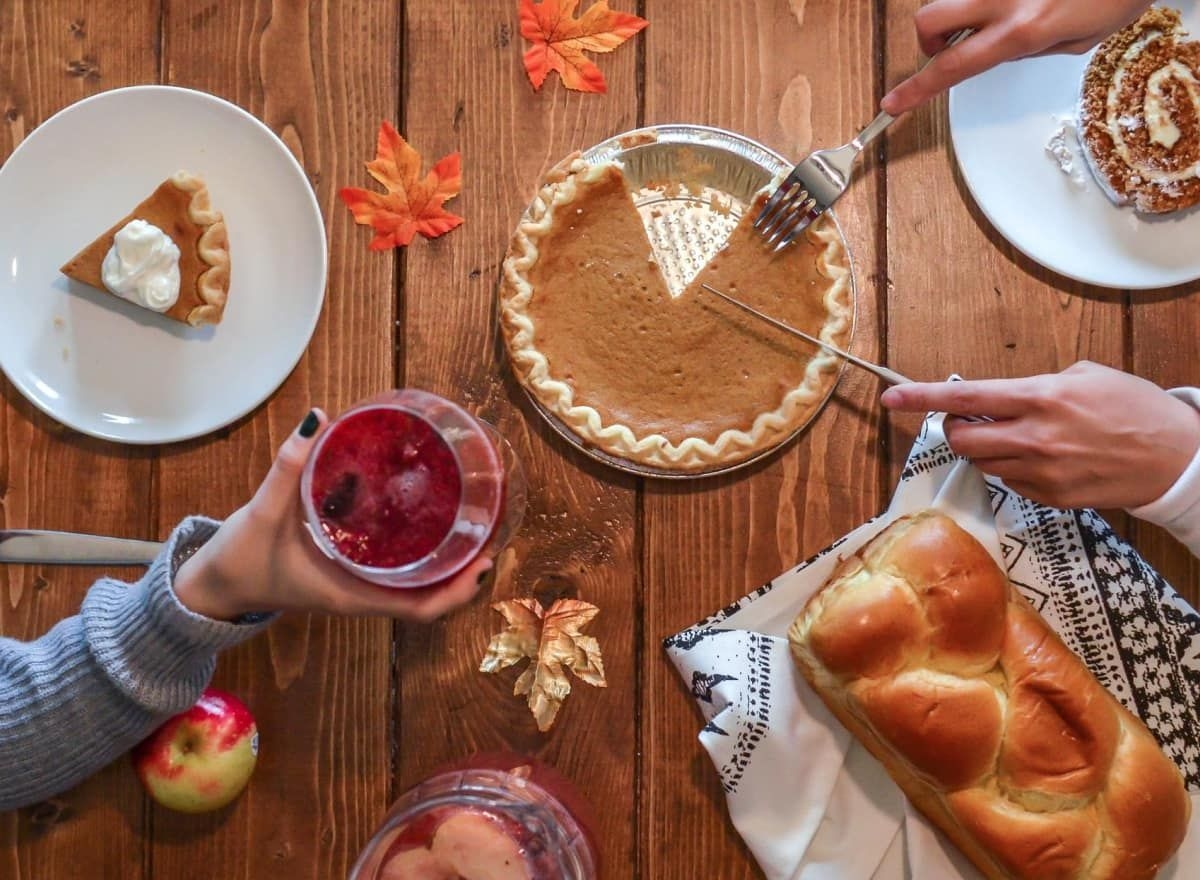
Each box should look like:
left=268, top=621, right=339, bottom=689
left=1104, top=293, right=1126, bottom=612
left=349, top=758, right=598, bottom=880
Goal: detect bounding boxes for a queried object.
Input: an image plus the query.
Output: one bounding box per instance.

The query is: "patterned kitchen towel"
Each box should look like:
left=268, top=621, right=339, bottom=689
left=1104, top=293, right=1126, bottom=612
left=665, top=411, right=1200, bottom=880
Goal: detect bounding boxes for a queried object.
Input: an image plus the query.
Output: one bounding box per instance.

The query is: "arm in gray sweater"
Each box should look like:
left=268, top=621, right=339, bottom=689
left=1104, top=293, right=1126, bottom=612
left=0, top=517, right=271, bottom=812
left=0, top=411, right=496, bottom=813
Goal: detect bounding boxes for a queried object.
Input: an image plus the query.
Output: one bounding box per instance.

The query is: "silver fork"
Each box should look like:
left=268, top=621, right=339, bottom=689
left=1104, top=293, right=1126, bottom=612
left=755, top=28, right=974, bottom=251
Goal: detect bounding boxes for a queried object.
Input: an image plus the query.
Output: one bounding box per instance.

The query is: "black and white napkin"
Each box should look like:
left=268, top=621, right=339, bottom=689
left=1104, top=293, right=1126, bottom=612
left=665, top=412, right=1200, bottom=879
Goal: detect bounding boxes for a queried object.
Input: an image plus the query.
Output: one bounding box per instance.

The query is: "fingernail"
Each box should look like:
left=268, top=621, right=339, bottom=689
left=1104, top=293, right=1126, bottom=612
left=298, top=410, right=319, bottom=438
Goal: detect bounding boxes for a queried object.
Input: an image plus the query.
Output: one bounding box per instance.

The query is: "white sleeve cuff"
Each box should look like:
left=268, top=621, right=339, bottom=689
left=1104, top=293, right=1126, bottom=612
left=1127, top=387, right=1200, bottom=559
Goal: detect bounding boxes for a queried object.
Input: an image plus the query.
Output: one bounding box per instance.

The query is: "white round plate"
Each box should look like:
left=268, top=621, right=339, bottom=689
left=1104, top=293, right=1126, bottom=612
left=948, top=0, right=1200, bottom=290
left=0, top=85, right=327, bottom=443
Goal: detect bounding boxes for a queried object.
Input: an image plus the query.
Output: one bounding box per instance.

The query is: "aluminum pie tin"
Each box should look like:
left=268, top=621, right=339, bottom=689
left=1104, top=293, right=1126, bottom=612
left=510, top=123, right=858, bottom=481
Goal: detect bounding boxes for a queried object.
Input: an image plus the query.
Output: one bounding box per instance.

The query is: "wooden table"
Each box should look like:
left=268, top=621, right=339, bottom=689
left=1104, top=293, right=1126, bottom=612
left=2, top=1, right=1197, bottom=877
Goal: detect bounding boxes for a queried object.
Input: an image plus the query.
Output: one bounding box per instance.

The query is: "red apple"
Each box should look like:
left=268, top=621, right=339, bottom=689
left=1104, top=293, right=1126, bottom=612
left=132, top=687, right=258, bottom=813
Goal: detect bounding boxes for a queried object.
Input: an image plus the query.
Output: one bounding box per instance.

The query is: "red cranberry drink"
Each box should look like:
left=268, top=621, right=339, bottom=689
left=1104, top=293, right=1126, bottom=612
left=350, top=757, right=598, bottom=880
left=301, top=390, right=525, bottom=588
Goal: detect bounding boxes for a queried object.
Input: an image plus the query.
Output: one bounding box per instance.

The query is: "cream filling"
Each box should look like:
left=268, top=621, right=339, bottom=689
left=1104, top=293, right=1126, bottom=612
left=1145, top=60, right=1198, bottom=149
left=1108, top=31, right=1200, bottom=182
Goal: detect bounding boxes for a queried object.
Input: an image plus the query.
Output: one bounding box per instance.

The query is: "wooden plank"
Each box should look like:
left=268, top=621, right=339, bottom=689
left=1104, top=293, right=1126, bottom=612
left=0, top=2, right=158, bottom=877
left=882, top=5, right=1125, bottom=485
left=149, top=0, right=398, bottom=876
left=1131, top=292, right=1200, bottom=607
left=640, top=2, right=884, bottom=877
left=397, top=0, right=640, bottom=874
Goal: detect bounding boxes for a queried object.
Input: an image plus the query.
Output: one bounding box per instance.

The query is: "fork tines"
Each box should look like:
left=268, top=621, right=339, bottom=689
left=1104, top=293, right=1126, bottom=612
left=754, top=178, right=819, bottom=252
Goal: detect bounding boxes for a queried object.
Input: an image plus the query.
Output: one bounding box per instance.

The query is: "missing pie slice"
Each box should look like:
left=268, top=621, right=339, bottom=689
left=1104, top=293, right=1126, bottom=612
left=61, top=171, right=231, bottom=326
left=500, top=154, right=853, bottom=472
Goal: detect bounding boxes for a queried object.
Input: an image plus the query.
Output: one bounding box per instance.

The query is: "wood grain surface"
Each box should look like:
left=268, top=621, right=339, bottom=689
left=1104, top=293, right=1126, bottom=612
left=640, top=2, right=884, bottom=876
left=1132, top=291, right=1200, bottom=605
left=395, top=0, right=640, bottom=872
left=0, top=2, right=158, bottom=878
left=150, top=1, right=399, bottom=877
left=0, top=1, right=1197, bottom=878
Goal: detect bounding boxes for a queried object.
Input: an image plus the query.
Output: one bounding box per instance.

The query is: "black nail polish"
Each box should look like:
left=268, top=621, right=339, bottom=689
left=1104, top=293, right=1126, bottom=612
left=298, top=410, right=319, bottom=438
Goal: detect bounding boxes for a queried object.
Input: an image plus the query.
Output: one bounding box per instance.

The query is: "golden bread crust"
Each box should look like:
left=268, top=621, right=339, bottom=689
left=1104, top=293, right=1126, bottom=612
left=789, top=511, right=1190, bottom=880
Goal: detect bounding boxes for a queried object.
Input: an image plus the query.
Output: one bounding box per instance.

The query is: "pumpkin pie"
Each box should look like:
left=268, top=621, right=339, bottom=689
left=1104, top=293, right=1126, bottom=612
left=61, top=171, right=231, bottom=326
left=1079, top=7, right=1200, bottom=213
left=500, top=155, right=852, bottom=472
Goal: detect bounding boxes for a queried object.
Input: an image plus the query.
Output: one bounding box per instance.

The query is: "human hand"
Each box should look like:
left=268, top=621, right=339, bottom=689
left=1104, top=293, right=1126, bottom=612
left=880, top=361, right=1200, bottom=510
left=173, top=410, right=492, bottom=622
left=880, top=0, right=1153, bottom=116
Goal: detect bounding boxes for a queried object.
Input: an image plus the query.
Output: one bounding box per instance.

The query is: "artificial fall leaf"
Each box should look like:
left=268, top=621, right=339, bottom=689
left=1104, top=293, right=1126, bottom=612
left=480, top=597, right=607, bottom=732
left=519, top=0, right=648, bottom=94
left=338, top=121, right=463, bottom=250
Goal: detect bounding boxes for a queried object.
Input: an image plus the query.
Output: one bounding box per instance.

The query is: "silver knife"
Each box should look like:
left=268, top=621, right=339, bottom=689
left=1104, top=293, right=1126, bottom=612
left=0, top=530, right=163, bottom=565
left=699, top=283, right=994, bottom=424
left=699, top=283, right=913, bottom=385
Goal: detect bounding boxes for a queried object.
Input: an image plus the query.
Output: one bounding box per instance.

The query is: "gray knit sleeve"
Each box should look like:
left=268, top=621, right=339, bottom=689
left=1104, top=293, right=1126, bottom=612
left=0, top=517, right=274, bottom=811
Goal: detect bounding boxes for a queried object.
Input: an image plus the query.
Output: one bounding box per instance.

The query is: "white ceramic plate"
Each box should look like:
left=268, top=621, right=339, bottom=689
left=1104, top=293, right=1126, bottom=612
left=948, top=0, right=1200, bottom=290
left=0, top=85, right=327, bottom=443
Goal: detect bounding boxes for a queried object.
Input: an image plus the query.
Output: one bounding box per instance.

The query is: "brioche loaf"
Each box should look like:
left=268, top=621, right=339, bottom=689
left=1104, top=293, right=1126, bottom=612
left=788, top=511, right=1190, bottom=880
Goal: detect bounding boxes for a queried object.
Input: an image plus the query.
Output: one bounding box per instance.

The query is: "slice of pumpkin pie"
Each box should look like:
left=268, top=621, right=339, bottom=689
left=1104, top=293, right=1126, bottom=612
left=61, top=171, right=230, bottom=326
left=500, top=155, right=853, bottom=472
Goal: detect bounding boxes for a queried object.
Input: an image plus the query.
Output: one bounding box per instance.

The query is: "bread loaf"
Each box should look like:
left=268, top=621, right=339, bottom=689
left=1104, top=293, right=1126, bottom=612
left=788, top=511, right=1190, bottom=880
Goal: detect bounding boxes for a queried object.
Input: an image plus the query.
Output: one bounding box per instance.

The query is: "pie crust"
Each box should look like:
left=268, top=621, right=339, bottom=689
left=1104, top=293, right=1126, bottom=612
left=500, top=154, right=853, bottom=472
left=60, top=171, right=231, bottom=326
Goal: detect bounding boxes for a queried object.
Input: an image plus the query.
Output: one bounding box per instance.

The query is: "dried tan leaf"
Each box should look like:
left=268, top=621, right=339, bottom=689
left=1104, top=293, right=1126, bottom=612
left=480, top=597, right=607, bottom=731
left=480, top=598, right=542, bottom=673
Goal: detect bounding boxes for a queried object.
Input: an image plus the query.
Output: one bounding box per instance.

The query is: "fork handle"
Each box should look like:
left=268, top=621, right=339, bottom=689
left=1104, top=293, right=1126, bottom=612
left=851, top=110, right=897, bottom=152
left=853, top=28, right=976, bottom=152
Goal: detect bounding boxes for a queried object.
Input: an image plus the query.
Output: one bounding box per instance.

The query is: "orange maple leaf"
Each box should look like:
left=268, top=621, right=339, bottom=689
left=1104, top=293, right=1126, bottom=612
left=338, top=122, right=463, bottom=250
left=519, top=0, right=648, bottom=94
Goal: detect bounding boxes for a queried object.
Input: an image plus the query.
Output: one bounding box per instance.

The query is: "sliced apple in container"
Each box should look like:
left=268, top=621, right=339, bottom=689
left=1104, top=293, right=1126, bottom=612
left=381, top=810, right=533, bottom=880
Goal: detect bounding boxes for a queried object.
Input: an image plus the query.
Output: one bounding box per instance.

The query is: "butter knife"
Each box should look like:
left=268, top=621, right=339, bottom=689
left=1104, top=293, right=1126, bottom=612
left=699, top=283, right=993, bottom=424
left=699, top=283, right=912, bottom=385
left=0, top=530, right=163, bottom=565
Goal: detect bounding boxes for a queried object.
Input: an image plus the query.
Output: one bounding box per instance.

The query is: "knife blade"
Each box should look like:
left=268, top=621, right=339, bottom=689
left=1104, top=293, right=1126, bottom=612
left=699, top=283, right=996, bottom=424
left=699, top=283, right=913, bottom=386
left=0, top=530, right=163, bottom=565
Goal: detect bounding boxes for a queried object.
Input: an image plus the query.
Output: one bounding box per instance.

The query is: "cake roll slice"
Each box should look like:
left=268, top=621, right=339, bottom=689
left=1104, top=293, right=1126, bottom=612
left=1079, top=7, right=1200, bottom=213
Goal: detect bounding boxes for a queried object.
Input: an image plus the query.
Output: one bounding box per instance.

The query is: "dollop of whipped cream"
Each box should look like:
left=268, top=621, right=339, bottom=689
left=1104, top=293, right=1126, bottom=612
left=101, top=219, right=181, bottom=312
left=1045, top=116, right=1089, bottom=189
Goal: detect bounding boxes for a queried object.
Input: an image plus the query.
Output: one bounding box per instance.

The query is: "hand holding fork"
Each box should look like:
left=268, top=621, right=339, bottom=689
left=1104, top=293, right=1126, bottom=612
left=755, top=29, right=973, bottom=251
